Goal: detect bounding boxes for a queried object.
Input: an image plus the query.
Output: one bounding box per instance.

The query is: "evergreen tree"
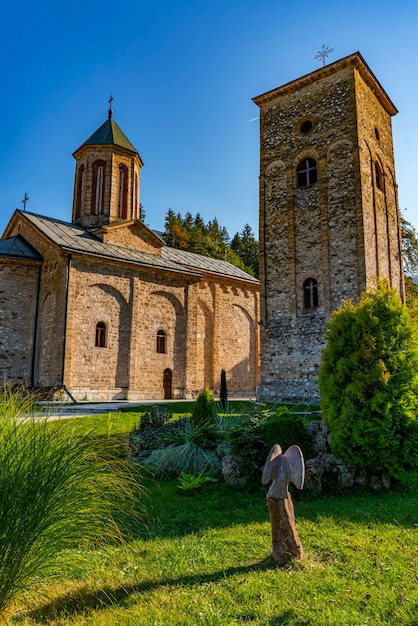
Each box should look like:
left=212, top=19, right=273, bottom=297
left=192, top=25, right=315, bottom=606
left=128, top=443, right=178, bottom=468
left=401, top=214, right=418, bottom=277
left=220, top=369, right=228, bottom=411
left=231, top=224, right=259, bottom=277
left=319, top=281, right=418, bottom=479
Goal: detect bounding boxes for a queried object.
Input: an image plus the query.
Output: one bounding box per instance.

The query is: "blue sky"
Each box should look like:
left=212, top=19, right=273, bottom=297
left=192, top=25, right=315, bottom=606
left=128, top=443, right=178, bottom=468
left=1, top=0, right=418, bottom=239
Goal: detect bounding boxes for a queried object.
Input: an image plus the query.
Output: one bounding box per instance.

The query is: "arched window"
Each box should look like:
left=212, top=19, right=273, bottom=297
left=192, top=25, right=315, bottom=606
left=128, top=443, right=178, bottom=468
left=118, top=164, right=129, bottom=219
left=297, top=158, right=317, bottom=187
left=74, top=164, right=84, bottom=219
left=91, top=160, right=106, bottom=215
left=95, top=321, right=107, bottom=348
left=303, top=278, right=318, bottom=309
left=375, top=162, right=384, bottom=191
left=134, top=173, right=139, bottom=219
left=156, top=330, right=166, bottom=353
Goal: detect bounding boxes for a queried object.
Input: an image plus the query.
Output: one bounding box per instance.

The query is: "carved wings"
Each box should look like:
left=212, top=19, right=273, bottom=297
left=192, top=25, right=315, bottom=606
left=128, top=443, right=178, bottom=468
left=262, top=444, right=305, bottom=499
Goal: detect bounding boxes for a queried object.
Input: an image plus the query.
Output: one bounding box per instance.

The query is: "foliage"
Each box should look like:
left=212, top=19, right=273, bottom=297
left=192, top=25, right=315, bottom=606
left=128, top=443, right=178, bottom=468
left=177, top=468, right=217, bottom=491
left=319, top=280, right=418, bottom=479
left=142, top=442, right=221, bottom=479
left=190, top=387, right=219, bottom=449
left=220, top=369, right=228, bottom=411
left=401, top=213, right=418, bottom=277
left=230, top=223, right=259, bottom=277
left=228, top=403, right=312, bottom=482
left=263, top=411, right=313, bottom=458
left=129, top=406, right=189, bottom=458
left=161, top=209, right=257, bottom=275
left=0, top=386, right=140, bottom=621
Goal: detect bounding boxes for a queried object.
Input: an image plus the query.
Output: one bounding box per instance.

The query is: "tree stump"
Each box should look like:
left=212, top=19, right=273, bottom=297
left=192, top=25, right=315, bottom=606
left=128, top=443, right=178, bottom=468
left=266, top=494, right=303, bottom=565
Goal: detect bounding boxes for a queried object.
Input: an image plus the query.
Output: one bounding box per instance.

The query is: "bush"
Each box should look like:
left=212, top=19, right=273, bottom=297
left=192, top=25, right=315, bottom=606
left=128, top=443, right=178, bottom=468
left=0, top=386, right=140, bottom=621
left=191, top=387, right=219, bottom=449
left=228, top=404, right=311, bottom=482
left=319, top=281, right=418, bottom=479
left=129, top=406, right=188, bottom=457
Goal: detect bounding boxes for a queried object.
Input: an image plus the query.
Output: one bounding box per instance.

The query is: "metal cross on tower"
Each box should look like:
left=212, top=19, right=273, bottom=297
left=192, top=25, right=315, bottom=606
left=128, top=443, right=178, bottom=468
left=314, top=44, right=334, bottom=67
left=108, top=93, right=114, bottom=119
left=22, top=192, right=29, bottom=211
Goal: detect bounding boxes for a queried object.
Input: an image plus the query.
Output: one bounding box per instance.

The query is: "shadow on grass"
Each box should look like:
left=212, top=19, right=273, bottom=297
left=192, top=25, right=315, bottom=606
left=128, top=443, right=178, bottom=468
left=17, top=557, right=279, bottom=624
left=132, top=474, right=418, bottom=545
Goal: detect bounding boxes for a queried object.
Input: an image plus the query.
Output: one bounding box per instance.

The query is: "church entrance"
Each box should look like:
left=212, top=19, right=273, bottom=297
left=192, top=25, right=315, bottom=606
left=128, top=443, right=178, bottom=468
left=163, top=368, right=172, bottom=399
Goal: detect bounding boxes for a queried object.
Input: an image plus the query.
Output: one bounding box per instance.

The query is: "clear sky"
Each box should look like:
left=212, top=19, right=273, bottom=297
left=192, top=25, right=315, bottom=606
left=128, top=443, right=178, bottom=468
left=1, top=0, right=418, bottom=240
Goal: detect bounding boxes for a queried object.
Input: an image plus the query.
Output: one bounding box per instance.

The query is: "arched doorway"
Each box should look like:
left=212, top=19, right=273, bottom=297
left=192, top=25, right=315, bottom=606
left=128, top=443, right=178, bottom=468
left=163, top=368, right=172, bottom=399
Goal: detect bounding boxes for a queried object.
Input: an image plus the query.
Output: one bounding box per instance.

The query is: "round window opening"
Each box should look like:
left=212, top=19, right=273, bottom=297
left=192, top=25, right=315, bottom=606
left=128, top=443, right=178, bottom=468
left=300, top=120, right=313, bottom=134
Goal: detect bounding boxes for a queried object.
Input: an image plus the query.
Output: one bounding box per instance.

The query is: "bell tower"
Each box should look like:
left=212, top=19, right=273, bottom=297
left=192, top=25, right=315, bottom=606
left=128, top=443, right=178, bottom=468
left=253, top=52, right=404, bottom=402
left=72, top=101, right=143, bottom=229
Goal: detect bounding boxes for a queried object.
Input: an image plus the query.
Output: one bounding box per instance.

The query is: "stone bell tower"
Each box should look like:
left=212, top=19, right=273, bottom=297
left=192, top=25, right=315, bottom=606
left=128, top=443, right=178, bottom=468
left=71, top=100, right=143, bottom=229
left=253, top=52, right=404, bottom=402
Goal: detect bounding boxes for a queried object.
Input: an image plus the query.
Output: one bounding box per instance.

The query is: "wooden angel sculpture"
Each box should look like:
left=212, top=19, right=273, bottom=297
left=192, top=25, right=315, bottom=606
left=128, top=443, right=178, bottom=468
left=262, top=444, right=305, bottom=564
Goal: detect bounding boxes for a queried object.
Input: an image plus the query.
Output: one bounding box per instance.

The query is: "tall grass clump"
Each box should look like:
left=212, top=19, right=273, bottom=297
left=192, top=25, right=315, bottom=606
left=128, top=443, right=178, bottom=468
left=0, top=386, right=141, bottom=621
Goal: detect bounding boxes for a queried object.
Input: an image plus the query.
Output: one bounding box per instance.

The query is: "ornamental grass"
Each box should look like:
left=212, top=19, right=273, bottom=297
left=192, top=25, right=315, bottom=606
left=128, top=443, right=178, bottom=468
left=0, top=385, right=141, bottom=621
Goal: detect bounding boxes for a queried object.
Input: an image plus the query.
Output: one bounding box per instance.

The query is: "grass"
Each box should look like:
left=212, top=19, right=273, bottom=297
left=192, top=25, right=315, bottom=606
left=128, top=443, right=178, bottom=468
left=9, top=476, right=418, bottom=625
left=0, top=390, right=143, bottom=623
left=5, top=404, right=418, bottom=625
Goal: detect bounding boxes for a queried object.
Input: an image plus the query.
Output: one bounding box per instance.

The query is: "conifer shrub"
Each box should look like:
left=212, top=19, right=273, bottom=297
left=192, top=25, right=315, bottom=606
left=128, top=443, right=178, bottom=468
left=319, top=281, right=418, bottom=479
left=220, top=369, right=228, bottom=411
left=190, top=387, right=219, bottom=449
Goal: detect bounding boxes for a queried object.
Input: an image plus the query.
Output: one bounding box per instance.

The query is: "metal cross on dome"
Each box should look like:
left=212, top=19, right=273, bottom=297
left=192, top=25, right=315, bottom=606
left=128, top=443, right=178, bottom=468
left=314, top=44, right=334, bottom=67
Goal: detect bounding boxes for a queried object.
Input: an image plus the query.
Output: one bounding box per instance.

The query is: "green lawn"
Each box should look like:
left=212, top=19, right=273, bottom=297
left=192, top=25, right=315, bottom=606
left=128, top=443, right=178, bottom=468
left=10, top=409, right=418, bottom=625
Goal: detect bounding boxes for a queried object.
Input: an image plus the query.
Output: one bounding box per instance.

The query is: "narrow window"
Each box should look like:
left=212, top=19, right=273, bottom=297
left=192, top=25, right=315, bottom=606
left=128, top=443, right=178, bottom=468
left=95, top=321, right=107, bottom=348
left=75, top=164, right=84, bottom=219
left=118, top=164, right=129, bottom=219
left=134, top=173, right=139, bottom=219
left=297, top=158, right=317, bottom=187
left=303, top=278, right=318, bottom=309
left=91, top=160, right=106, bottom=215
left=156, top=330, right=166, bottom=353
left=375, top=162, right=384, bottom=191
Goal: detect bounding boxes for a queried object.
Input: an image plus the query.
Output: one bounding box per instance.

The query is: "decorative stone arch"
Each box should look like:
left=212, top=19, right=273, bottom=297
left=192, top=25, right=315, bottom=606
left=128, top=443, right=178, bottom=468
left=265, top=158, right=286, bottom=177
left=196, top=298, right=213, bottom=390
left=227, top=303, right=256, bottom=392
left=69, top=282, right=130, bottom=394
left=36, top=291, right=58, bottom=386
left=74, top=164, right=84, bottom=220
left=148, top=290, right=186, bottom=395
left=91, top=160, right=106, bottom=215
left=293, top=148, right=321, bottom=188
left=118, top=163, right=129, bottom=219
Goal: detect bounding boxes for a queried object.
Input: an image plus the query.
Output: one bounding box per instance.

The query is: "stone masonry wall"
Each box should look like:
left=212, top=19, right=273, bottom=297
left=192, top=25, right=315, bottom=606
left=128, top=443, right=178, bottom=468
left=0, top=259, right=40, bottom=383
left=256, top=57, right=402, bottom=402
left=62, top=255, right=259, bottom=401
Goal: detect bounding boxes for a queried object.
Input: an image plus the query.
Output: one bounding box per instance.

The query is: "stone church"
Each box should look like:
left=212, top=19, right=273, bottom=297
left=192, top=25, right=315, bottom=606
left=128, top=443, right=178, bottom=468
left=0, top=109, right=259, bottom=400
left=254, top=51, right=404, bottom=402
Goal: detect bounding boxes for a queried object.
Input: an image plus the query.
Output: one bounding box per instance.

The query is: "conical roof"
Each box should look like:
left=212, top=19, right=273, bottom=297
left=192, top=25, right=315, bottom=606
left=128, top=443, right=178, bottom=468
left=80, top=116, right=138, bottom=153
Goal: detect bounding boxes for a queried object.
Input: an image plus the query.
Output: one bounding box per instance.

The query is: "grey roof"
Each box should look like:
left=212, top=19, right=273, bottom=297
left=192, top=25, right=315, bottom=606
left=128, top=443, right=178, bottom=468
left=0, top=234, right=43, bottom=261
left=161, top=246, right=258, bottom=283
left=18, top=212, right=258, bottom=284
left=79, top=117, right=138, bottom=153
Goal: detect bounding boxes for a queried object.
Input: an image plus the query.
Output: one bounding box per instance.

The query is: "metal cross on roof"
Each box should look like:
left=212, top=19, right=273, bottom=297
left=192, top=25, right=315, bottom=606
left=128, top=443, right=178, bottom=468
left=108, top=93, right=114, bottom=119
left=314, top=44, right=334, bottom=67
left=22, top=192, right=29, bottom=211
